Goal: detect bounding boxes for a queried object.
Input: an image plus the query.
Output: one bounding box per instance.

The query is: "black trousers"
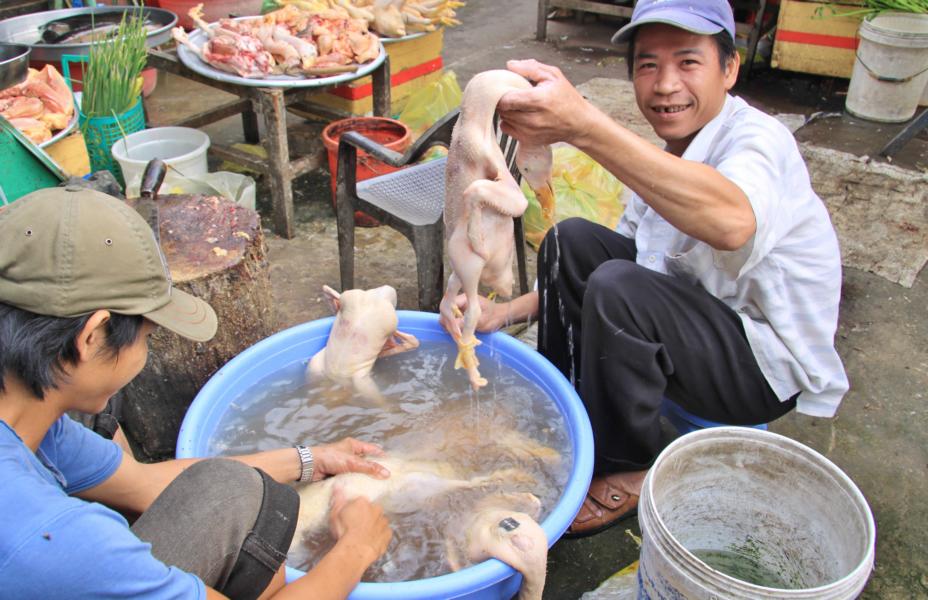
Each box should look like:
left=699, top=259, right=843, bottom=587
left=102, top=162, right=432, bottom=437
left=537, top=218, right=796, bottom=473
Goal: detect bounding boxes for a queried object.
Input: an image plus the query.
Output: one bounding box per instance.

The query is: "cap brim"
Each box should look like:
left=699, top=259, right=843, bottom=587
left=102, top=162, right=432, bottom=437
left=144, top=288, right=218, bottom=342
left=612, top=12, right=725, bottom=45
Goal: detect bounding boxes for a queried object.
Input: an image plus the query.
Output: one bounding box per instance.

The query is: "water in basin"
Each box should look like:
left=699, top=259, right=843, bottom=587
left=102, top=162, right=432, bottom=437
left=207, top=340, right=573, bottom=582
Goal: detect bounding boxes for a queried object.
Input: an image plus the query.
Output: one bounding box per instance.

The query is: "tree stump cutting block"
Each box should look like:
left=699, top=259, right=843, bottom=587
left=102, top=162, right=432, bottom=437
left=121, top=193, right=277, bottom=460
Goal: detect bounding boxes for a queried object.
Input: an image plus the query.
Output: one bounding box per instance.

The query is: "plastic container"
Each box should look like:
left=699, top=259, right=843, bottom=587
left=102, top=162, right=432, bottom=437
left=637, top=427, right=876, bottom=599
left=846, top=12, right=928, bottom=123
left=111, top=126, right=210, bottom=190
left=176, top=311, right=594, bottom=600
left=660, top=399, right=767, bottom=435
left=322, top=117, right=411, bottom=227
left=80, top=97, right=146, bottom=183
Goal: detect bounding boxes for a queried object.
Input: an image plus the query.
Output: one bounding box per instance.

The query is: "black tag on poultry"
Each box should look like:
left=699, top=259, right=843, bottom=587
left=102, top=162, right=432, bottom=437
left=499, top=517, right=521, bottom=532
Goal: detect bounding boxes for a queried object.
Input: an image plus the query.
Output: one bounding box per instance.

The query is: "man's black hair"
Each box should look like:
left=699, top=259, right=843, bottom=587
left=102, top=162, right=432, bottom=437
left=626, top=30, right=738, bottom=78
left=0, top=303, right=144, bottom=400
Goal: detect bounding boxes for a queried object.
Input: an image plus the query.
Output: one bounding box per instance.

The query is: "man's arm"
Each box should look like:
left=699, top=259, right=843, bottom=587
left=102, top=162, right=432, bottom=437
left=498, top=60, right=755, bottom=251
left=78, top=439, right=390, bottom=515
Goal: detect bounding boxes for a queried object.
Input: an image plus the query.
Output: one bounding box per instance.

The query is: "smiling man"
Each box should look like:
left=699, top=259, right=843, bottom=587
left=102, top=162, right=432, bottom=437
left=445, top=0, right=849, bottom=537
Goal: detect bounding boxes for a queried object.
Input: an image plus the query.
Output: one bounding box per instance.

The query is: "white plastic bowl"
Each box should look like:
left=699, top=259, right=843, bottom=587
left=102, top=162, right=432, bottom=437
left=111, top=126, right=210, bottom=185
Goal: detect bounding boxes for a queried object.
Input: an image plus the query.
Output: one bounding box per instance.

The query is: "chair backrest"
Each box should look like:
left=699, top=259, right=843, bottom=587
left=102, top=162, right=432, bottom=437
left=493, top=113, right=524, bottom=186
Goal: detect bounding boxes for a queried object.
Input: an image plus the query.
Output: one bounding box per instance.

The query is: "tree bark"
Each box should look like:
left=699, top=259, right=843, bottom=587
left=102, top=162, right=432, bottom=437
left=119, top=193, right=277, bottom=461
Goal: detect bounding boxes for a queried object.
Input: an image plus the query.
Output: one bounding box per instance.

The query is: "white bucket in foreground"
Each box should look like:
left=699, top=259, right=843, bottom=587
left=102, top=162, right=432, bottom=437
left=638, top=427, right=875, bottom=599
left=111, top=126, right=210, bottom=188
left=846, top=12, right=928, bottom=123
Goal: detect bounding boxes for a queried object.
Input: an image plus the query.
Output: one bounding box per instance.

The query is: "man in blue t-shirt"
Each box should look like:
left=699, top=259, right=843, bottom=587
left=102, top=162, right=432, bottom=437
left=0, top=188, right=394, bottom=599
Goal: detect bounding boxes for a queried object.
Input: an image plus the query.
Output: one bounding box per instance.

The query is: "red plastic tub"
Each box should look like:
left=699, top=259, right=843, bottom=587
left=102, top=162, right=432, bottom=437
left=155, top=0, right=263, bottom=29
left=322, top=117, right=411, bottom=227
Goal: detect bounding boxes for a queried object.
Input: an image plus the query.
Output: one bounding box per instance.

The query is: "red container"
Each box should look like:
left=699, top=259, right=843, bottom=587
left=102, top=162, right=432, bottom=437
left=156, top=0, right=263, bottom=29
left=322, top=117, right=411, bottom=227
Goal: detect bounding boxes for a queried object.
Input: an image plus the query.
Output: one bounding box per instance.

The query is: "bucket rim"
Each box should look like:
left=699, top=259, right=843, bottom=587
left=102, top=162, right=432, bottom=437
left=860, top=11, right=928, bottom=47
left=321, top=116, right=411, bottom=148
left=111, top=126, right=211, bottom=164
left=641, top=426, right=876, bottom=596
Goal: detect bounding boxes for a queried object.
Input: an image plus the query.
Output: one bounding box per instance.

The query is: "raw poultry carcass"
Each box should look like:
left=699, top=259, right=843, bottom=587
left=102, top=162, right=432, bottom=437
left=6, top=117, right=52, bottom=144
left=0, top=65, right=75, bottom=145
left=293, top=457, right=535, bottom=545
left=172, top=5, right=274, bottom=78
left=440, top=70, right=555, bottom=389
left=276, top=0, right=464, bottom=38
left=307, top=284, right=419, bottom=403
left=450, top=494, right=548, bottom=600
left=360, top=0, right=464, bottom=37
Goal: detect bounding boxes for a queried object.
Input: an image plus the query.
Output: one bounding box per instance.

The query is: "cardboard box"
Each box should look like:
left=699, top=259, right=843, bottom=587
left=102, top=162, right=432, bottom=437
left=772, top=0, right=864, bottom=78
left=308, top=29, right=445, bottom=115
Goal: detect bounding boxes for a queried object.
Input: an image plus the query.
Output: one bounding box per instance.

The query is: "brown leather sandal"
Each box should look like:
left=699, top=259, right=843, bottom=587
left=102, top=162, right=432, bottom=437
left=564, top=474, right=640, bottom=539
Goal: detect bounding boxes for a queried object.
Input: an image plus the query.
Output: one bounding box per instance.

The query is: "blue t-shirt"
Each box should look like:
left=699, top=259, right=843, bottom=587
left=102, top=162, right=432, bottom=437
left=0, top=415, right=204, bottom=599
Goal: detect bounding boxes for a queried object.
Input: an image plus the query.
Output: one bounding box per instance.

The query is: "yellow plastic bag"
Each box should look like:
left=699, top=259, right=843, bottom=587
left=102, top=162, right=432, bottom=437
left=397, top=71, right=462, bottom=141
left=521, top=145, right=624, bottom=249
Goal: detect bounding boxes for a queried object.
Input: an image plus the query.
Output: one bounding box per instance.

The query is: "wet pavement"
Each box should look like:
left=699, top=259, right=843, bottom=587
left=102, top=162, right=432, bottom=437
left=143, top=1, right=927, bottom=597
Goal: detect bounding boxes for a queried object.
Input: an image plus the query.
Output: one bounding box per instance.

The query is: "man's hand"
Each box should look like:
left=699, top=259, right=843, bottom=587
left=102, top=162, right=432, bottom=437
left=312, top=438, right=390, bottom=481
left=328, top=486, right=392, bottom=565
left=438, top=293, right=506, bottom=335
left=498, top=59, right=596, bottom=147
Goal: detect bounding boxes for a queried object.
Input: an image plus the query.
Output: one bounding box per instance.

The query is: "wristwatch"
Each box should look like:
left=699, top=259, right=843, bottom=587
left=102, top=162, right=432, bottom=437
left=295, top=445, right=314, bottom=483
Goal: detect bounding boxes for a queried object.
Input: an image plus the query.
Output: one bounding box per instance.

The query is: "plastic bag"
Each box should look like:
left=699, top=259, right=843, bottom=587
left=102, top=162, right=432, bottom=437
left=125, top=171, right=257, bottom=211
left=397, top=71, right=462, bottom=140
left=521, top=145, right=624, bottom=249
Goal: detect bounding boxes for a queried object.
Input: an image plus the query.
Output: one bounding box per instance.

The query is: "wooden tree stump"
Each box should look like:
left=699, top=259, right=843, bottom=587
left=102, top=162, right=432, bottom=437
left=120, top=193, right=277, bottom=460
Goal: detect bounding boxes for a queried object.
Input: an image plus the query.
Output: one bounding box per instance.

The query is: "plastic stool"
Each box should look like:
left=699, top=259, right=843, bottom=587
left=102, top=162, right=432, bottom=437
left=661, top=399, right=768, bottom=435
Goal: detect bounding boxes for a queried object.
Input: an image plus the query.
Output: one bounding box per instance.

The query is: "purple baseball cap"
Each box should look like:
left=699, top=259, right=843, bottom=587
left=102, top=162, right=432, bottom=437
left=611, top=0, right=736, bottom=44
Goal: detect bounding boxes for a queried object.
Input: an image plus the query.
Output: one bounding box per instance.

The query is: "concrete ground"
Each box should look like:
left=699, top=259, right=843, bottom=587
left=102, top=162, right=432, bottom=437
left=144, top=1, right=927, bottom=597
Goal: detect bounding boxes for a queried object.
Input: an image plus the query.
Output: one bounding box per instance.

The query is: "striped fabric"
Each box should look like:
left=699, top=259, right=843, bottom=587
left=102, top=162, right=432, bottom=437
left=617, top=95, right=849, bottom=417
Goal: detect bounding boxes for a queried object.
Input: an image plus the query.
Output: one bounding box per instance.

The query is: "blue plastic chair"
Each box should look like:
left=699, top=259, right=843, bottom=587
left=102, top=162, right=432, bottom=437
left=661, top=399, right=768, bottom=435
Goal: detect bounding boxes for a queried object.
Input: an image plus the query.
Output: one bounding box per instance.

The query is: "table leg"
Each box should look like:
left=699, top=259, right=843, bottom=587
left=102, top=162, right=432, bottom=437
left=536, top=0, right=549, bottom=41
left=880, top=108, right=928, bottom=159
left=372, top=55, right=391, bottom=118
left=260, top=89, right=294, bottom=239
left=242, top=104, right=260, bottom=145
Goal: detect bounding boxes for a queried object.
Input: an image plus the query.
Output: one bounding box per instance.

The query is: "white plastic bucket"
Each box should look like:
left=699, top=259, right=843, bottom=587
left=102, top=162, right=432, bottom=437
left=846, top=12, right=928, bottom=123
left=111, top=126, right=210, bottom=188
left=637, top=427, right=875, bottom=599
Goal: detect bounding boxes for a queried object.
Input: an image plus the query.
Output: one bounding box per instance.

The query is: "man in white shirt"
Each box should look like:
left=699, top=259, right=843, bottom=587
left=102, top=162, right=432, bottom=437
left=445, top=0, right=849, bottom=537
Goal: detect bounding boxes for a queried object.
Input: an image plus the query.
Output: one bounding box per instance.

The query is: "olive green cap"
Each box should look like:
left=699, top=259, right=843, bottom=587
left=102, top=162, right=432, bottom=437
left=0, top=186, right=217, bottom=342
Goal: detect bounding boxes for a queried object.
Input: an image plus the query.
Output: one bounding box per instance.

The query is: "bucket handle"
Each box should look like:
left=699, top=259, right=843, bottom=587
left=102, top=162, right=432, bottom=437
left=855, top=51, right=928, bottom=84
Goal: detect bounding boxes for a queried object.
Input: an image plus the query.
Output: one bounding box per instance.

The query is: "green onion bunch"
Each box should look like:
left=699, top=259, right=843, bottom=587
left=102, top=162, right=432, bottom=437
left=81, top=9, right=149, bottom=118
left=817, top=0, right=928, bottom=19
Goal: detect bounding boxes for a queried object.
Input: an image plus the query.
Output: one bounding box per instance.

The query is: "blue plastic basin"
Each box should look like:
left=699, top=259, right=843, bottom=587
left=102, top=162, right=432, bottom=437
left=176, top=311, right=594, bottom=600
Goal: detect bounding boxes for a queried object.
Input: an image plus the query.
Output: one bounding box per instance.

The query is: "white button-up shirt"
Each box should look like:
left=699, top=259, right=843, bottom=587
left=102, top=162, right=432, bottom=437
left=617, top=95, right=848, bottom=417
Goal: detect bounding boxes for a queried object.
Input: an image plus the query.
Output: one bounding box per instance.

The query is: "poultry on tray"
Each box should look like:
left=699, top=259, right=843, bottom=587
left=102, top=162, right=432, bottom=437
left=171, top=3, right=380, bottom=79
left=0, top=65, right=74, bottom=145
left=440, top=70, right=555, bottom=389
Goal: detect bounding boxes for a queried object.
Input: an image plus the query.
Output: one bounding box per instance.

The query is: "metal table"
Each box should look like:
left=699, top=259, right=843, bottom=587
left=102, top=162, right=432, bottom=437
left=145, top=49, right=392, bottom=239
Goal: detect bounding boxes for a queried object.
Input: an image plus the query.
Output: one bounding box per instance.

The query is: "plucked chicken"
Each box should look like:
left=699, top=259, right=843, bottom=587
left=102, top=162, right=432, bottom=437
left=440, top=70, right=555, bottom=389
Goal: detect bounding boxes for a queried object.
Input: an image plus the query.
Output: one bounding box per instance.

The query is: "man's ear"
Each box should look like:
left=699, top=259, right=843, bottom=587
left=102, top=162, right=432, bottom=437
left=75, top=310, right=111, bottom=362
left=724, top=52, right=741, bottom=91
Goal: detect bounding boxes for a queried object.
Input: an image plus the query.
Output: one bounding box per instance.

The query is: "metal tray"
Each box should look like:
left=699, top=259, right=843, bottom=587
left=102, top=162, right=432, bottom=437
left=0, top=7, right=178, bottom=63
left=38, top=100, right=79, bottom=149
left=0, top=43, right=30, bottom=91
left=380, top=31, right=426, bottom=44
left=176, top=16, right=386, bottom=88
